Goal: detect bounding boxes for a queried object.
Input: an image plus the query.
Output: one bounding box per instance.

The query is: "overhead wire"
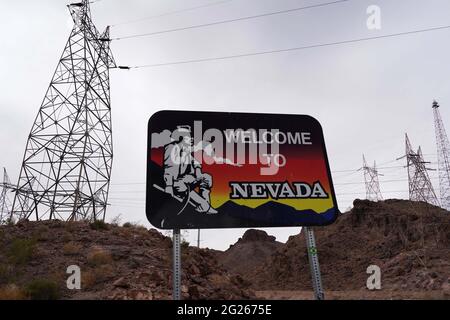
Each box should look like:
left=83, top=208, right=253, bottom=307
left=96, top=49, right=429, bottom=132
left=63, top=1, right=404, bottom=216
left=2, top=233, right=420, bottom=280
left=335, top=177, right=439, bottom=186
left=121, top=25, right=450, bottom=69
left=111, top=0, right=235, bottom=27
left=113, top=0, right=350, bottom=40
left=109, top=164, right=407, bottom=187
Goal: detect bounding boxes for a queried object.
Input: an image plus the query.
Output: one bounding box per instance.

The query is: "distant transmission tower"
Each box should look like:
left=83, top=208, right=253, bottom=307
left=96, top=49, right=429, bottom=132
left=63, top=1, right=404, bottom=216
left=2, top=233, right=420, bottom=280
left=402, top=134, right=439, bottom=206
left=11, top=1, right=116, bottom=222
left=432, top=100, right=450, bottom=211
left=362, top=155, right=383, bottom=201
left=0, top=168, right=13, bottom=224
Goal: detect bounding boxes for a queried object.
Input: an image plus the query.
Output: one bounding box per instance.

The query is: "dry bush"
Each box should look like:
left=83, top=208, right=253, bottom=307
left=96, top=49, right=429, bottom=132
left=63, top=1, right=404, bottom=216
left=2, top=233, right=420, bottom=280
left=110, top=214, right=122, bottom=226
left=64, top=222, right=82, bottom=233
left=25, top=279, right=60, bottom=300
left=119, top=228, right=134, bottom=238
left=8, top=238, right=36, bottom=265
left=0, top=264, right=14, bottom=285
left=122, top=222, right=148, bottom=238
left=0, top=285, right=26, bottom=300
left=62, top=242, right=82, bottom=256
left=123, top=222, right=147, bottom=231
left=83, top=247, right=115, bottom=289
left=47, top=269, right=66, bottom=286
left=61, top=231, right=73, bottom=243
left=87, top=247, right=113, bottom=266
left=33, top=225, right=50, bottom=241
left=90, top=220, right=109, bottom=231
left=82, top=270, right=97, bottom=289
left=112, top=228, right=122, bottom=236
left=83, top=265, right=115, bottom=289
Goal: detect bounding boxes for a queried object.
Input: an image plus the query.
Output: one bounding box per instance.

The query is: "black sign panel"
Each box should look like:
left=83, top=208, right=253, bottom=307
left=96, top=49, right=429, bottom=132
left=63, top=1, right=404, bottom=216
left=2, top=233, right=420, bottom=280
left=146, top=111, right=338, bottom=229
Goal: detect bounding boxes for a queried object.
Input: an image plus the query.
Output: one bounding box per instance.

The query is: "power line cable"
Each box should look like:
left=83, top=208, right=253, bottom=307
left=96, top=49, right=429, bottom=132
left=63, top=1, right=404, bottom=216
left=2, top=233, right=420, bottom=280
left=111, top=0, right=235, bottom=27
left=108, top=157, right=434, bottom=187
left=337, top=190, right=409, bottom=196
left=123, top=25, right=450, bottom=69
left=109, top=164, right=406, bottom=186
left=113, top=0, right=350, bottom=40
left=335, top=177, right=438, bottom=186
left=332, top=165, right=404, bottom=174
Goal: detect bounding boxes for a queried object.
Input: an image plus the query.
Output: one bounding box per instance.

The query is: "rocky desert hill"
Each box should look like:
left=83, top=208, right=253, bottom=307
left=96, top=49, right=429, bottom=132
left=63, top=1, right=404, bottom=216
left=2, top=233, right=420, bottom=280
left=0, top=199, right=448, bottom=300
left=0, top=220, right=253, bottom=300
left=219, top=229, right=283, bottom=276
left=224, top=199, right=450, bottom=298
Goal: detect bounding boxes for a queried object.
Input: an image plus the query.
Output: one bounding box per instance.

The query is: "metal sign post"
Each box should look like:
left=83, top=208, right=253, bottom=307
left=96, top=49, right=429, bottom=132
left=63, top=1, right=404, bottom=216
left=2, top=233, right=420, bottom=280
left=172, top=229, right=182, bottom=300
left=305, top=227, right=325, bottom=300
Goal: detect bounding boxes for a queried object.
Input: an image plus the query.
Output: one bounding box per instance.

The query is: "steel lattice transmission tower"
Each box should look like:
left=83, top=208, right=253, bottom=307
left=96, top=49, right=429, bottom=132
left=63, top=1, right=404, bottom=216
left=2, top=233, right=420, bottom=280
left=432, top=100, right=450, bottom=211
left=402, top=134, right=439, bottom=206
left=362, top=155, right=383, bottom=201
left=0, top=168, right=13, bottom=224
left=11, top=1, right=116, bottom=222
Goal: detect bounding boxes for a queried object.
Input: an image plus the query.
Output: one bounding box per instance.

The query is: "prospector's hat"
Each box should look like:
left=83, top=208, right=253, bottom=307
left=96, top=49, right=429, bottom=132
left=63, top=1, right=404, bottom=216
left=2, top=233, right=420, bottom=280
left=171, top=125, right=192, bottom=142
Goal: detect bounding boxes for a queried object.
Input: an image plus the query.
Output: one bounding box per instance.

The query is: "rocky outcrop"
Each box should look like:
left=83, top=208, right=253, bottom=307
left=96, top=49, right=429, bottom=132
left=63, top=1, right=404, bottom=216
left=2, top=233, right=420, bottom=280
left=238, top=229, right=277, bottom=243
left=218, top=229, right=283, bottom=276
left=245, top=199, right=449, bottom=293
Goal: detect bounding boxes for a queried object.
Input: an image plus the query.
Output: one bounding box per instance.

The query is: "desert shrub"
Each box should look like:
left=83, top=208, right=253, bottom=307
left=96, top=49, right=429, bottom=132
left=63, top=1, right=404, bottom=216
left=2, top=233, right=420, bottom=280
left=90, top=220, right=109, bottom=231
left=62, top=242, right=82, bottom=256
left=0, top=264, right=14, bottom=284
left=61, top=231, right=72, bottom=243
left=112, top=228, right=121, bottom=236
left=110, top=214, right=122, bottom=226
left=123, top=221, right=143, bottom=228
left=181, top=240, right=190, bottom=249
left=122, top=222, right=147, bottom=234
left=82, top=270, right=96, bottom=289
left=8, top=238, right=36, bottom=265
left=135, top=225, right=148, bottom=233
left=0, top=285, right=26, bottom=300
left=87, top=247, right=112, bottom=266
left=33, top=224, right=50, bottom=241
left=25, top=279, right=60, bottom=300
left=122, top=222, right=133, bottom=228
left=64, top=221, right=82, bottom=233
left=82, top=265, right=115, bottom=289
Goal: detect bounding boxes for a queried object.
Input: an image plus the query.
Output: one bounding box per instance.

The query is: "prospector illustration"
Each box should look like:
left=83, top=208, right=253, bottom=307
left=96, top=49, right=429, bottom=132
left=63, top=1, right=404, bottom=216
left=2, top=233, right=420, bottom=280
left=154, top=126, right=218, bottom=216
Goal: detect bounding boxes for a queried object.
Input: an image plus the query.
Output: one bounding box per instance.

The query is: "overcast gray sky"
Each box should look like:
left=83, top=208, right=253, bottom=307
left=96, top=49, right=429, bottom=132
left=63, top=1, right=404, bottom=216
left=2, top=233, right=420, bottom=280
left=1, top=0, right=450, bottom=250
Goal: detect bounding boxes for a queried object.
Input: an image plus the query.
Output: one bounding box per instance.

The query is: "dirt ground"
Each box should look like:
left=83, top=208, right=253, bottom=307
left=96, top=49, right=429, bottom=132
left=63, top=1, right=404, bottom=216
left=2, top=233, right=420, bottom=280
left=255, top=290, right=449, bottom=300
